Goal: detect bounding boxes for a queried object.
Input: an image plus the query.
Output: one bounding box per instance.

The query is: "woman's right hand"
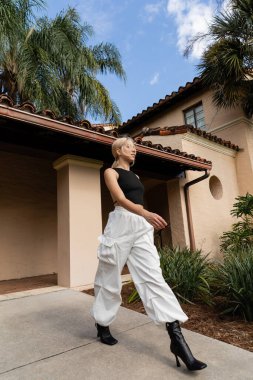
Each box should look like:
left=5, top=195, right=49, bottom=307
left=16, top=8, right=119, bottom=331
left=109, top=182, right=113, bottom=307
left=141, top=209, right=167, bottom=230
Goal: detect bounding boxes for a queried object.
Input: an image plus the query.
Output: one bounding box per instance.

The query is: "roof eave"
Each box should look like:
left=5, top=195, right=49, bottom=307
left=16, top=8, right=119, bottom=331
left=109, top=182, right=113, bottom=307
left=0, top=104, right=211, bottom=172
left=119, top=77, right=204, bottom=132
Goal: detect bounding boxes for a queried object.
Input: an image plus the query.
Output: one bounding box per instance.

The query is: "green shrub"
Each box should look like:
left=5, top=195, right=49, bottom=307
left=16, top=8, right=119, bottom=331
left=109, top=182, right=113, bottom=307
left=211, top=246, right=253, bottom=321
left=159, top=246, right=211, bottom=304
left=128, top=246, right=211, bottom=305
left=220, top=193, right=253, bottom=251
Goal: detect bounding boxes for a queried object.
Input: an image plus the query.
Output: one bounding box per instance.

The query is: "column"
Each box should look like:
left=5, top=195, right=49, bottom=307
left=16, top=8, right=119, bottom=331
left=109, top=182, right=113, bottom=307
left=53, top=155, right=103, bottom=287
left=167, top=178, right=190, bottom=248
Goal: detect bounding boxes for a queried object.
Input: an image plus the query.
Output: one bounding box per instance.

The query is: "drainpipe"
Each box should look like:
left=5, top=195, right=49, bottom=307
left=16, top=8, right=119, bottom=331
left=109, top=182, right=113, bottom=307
left=183, top=170, right=210, bottom=251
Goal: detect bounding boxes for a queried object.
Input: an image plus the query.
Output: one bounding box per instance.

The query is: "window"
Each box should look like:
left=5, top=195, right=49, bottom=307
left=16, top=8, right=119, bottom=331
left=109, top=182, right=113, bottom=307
left=184, top=103, right=206, bottom=130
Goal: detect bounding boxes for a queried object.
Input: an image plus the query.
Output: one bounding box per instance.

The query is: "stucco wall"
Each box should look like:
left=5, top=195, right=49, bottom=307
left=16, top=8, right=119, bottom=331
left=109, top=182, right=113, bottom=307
left=202, top=90, right=243, bottom=131
left=0, top=150, right=57, bottom=280
left=182, top=138, right=239, bottom=257
left=54, top=156, right=103, bottom=287
left=143, top=134, right=183, bottom=150
left=132, top=88, right=243, bottom=136
left=211, top=121, right=253, bottom=195
left=130, top=87, right=251, bottom=256
left=166, top=178, right=189, bottom=248
left=145, top=133, right=239, bottom=256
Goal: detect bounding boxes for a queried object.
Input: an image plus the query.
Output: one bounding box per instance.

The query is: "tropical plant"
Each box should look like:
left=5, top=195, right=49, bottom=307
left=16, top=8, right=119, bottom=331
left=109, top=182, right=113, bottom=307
left=186, top=0, right=253, bottom=117
left=210, top=246, right=253, bottom=321
left=0, top=0, right=125, bottom=122
left=220, top=193, right=253, bottom=251
left=159, top=246, right=211, bottom=304
left=128, top=246, right=211, bottom=305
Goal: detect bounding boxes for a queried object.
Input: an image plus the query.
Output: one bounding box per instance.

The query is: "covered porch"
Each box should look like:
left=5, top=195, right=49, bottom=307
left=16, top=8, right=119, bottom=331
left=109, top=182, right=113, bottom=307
left=0, top=96, right=211, bottom=288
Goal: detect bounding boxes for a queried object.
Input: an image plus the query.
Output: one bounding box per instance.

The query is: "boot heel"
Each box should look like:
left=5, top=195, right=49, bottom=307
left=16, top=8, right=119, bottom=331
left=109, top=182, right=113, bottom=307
left=166, top=321, right=207, bottom=371
left=175, top=355, right=181, bottom=367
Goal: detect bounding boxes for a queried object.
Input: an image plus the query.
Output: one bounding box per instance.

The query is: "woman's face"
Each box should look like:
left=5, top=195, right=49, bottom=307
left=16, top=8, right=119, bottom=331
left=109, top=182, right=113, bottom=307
left=118, top=140, right=136, bottom=164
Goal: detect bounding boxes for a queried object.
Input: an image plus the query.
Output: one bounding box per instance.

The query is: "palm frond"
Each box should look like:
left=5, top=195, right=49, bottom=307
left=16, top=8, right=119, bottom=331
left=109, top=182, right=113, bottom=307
left=186, top=0, right=253, bottom=117
left=0, top=1, right=125, bottom=122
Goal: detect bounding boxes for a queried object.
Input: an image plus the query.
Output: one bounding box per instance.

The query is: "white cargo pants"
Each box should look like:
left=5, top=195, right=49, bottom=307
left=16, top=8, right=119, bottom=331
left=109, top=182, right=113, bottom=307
left=91, top=206, right=188, bottom=326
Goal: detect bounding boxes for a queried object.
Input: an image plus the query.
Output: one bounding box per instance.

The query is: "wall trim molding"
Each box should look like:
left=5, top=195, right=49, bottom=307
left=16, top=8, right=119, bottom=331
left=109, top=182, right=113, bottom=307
left=210, top=116, right=253, bottom=134
left=53, top=155, right=103, bottom=170
left=182, top=133, right=237, bottom=157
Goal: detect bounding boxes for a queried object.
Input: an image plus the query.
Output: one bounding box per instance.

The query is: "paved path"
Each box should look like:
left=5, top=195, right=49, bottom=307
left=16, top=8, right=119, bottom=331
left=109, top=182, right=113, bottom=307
left=0, top=288, right=252, bottom=380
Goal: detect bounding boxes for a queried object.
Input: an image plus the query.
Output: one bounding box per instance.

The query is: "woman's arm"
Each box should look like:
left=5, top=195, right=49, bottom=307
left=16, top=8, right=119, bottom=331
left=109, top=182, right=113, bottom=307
left=104, top=168, right=167, bottom=230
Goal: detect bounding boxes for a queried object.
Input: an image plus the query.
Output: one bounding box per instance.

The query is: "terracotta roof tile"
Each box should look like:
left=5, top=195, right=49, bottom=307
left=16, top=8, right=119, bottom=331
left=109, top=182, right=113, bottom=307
left=38, top=109, right=56, bottom=119
left=0, top=94, right=14, bottom=107
left=0, top=93, right=212, bottom=168
left=139, top=125, right=240, bottom=151
left=120, top=77, right=202, bottom=129
left=105, top=129, right=119, bottom=137
left=83, top=122, right=118, bottom=136
left=133, top=137, right=211, bottom=165
left=92, top=123, right=116, bottom=128
left=78, top=120, right=92, bottom=129
left=57, top=115, right=75, bottom=125
left=15, top=102, right=36, bottom=113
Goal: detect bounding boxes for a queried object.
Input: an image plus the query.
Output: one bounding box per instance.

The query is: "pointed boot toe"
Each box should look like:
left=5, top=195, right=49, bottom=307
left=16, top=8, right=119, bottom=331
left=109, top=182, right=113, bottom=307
left=166, top=321, right=207, bottom=371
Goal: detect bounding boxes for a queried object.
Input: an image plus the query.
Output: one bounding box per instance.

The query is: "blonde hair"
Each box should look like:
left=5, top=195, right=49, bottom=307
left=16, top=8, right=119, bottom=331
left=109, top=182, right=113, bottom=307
left=111, top=137, right=135, bottom=168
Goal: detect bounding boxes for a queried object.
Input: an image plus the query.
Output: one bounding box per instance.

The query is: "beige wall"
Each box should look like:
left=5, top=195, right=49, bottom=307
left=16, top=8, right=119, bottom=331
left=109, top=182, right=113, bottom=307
left=182, top=137, right=238, bottom=257
left=166, top=178, right=189, bottom=248
left=143, top=134, right=183, bottom=150
left=0, top=148, right=104, bottom=287
left=54, top=156, right=103, bottom=288
left=211, top=120, right=253, bottom=195
left=0, top=149, right=57, bottom=281
left=202, top=90, right=243, bottom=131
left=145, top=134, right=239, bottom=257
left=132, top=89, right=243, bottom=136
left=129, top=86, right=252, bottom=256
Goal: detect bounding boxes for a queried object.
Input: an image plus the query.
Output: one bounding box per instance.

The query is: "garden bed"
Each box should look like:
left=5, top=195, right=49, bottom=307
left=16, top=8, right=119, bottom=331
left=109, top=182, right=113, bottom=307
left=84, top=282, right=253, bottom=353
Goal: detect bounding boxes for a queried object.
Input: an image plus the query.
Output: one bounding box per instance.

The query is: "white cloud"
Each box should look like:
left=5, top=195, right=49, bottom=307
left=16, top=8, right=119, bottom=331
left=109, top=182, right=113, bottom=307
left=144, top=1, right=164, bottom=22
left=150, top=72, right=160, bottom=85
left=167, top=0, right=218, bottom=59
left=76, top=0, right=131, bottom=39
left=76, top=0, right=113, bottom=38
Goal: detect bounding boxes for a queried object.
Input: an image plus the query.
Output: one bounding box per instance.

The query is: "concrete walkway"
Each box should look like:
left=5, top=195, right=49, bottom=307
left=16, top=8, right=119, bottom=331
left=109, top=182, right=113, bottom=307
left=0, top=288, right=252, bottom=380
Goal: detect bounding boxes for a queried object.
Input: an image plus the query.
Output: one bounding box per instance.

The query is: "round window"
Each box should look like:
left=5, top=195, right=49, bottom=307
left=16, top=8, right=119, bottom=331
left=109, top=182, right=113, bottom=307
left=209, top=175, right=223, bottom=200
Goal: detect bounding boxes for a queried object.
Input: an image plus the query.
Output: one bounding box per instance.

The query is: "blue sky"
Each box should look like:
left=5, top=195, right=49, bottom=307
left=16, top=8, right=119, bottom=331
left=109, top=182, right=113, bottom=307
left=40, top=0, right=228, bottom=123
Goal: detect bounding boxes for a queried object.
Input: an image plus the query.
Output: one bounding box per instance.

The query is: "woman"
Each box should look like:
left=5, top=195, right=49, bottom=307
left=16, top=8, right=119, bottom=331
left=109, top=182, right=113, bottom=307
left=91, top=137, right=207, bottom=371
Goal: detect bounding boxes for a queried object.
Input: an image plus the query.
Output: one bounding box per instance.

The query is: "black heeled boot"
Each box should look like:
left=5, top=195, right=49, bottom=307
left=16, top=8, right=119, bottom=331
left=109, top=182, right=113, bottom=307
left=96, top=323, right=118, bottom=345
left=166, top=321, right=207, bottom=371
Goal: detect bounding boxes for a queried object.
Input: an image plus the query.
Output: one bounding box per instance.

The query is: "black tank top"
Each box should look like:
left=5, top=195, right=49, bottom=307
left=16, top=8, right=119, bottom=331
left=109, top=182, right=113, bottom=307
left=114, top=168, right=144, bottom=205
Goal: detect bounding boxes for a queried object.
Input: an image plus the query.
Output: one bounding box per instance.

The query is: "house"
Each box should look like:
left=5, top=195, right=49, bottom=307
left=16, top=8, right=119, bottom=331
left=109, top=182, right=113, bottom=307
left=1, top=76, right=251, bottom=288
left=0, top=93, right=211, bottom=288
left=119, top=77, right=253, bottom=257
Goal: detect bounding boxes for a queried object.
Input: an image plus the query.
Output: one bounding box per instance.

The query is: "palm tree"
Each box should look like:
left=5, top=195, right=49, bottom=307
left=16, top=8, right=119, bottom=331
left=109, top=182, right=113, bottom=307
left=187, top=0, right=253, bottom=117
left=0, top=0, right=126, bottom=123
